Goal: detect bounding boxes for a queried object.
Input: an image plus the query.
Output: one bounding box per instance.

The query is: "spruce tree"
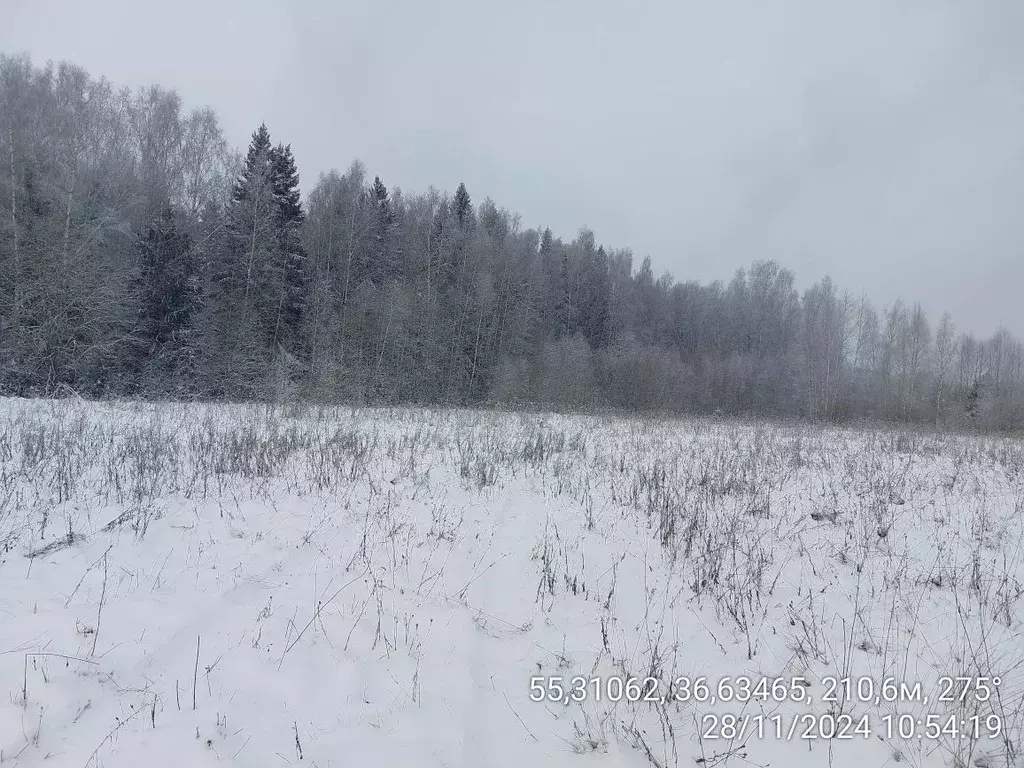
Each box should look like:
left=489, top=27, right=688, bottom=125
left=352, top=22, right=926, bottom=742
left=369, top=176, right=396, bottom=284
left=134, top=204, right=199, bottom=393
left=429, top=199, right=454, bottom=288
left=453, top=182, right=472, bottom=229
left=206, top=123, right=280, bottom=396
left=233, top=124, right=273, bottom=205
left=581, top=245, right=610, bottom=348
left=269, top=142, right=306, bottom=350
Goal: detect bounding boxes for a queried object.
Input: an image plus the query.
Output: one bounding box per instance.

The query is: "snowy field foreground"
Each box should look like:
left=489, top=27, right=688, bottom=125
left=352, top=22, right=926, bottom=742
left=1, top=400, right=1023, bottom=768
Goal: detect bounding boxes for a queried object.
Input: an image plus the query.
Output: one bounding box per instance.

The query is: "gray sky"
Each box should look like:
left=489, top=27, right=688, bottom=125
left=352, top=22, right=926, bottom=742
left=4, top=0, right=1023, bottom=336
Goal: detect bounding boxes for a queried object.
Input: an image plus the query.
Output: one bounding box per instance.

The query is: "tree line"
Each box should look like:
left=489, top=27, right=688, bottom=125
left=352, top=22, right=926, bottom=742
left=1, top=54, right=1021, bottom=429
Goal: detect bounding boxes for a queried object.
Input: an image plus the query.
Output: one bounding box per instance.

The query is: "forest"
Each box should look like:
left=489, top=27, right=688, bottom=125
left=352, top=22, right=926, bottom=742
left=1, top=54, right=1021, bottom=429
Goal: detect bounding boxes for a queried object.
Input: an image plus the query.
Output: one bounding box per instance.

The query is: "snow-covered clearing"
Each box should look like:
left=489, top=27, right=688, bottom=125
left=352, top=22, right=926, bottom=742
left=1, top=399, right=1022, bottom=767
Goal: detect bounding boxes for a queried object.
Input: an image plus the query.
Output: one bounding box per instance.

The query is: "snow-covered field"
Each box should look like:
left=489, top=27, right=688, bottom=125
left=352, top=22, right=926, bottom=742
left=1, top=399, right=1022, bottom=768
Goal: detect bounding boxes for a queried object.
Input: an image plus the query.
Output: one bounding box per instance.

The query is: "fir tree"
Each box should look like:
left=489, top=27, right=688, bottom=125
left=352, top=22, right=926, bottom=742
left=233, top=123, right=273, bottom=205
left=205, top=124, right=280, bottom=396
left=134, top=205, right=199, bottom=393
left=269, top=142, right=306, bottom=350
left=369, top=176, right=397, bottom=284
left=453, top=182, right=472, bottom=229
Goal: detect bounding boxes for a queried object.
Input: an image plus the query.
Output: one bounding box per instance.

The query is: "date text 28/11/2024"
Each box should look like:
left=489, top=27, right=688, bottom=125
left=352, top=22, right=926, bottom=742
left=697, top=712, right=1003, bottom=742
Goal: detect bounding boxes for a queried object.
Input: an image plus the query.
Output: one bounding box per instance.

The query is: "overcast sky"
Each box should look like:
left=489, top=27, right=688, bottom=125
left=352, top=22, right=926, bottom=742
left=4, top=0, right=1022, bottom=336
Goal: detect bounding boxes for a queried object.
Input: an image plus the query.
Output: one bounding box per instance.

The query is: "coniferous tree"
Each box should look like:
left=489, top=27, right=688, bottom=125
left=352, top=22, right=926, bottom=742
left=579, top=237, right=610, bottom=349
left=453, top=182, right=472, bottom=230
left=270, top=142, right=306, bottom=352
left=369, top=175, right=397, bottom=285
left=204, top=123, right=279, bottom=396
left=201, top=124, right=306, bottom=395
left=133, top=205, right=199, bottom=393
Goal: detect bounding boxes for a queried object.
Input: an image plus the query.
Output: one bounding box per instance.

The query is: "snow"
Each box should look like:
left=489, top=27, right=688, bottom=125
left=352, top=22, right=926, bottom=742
left=0, top=399, right=1022, bottom=767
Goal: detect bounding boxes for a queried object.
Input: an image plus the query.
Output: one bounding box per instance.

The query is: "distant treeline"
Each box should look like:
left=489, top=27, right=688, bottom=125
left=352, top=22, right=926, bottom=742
left=1, top=54, right=1022, bottom=428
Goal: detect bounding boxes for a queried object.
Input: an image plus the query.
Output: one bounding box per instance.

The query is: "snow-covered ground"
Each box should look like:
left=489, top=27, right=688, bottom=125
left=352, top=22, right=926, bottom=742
left=0, top=399, right=1022, bottom=768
